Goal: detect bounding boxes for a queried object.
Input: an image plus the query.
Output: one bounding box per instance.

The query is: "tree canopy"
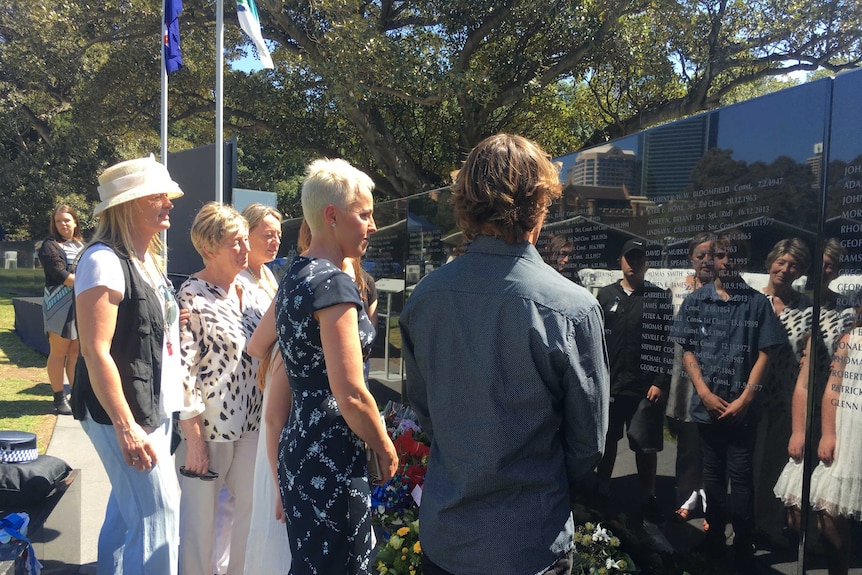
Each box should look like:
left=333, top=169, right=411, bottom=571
left=1, top=0, right=860, bottom=238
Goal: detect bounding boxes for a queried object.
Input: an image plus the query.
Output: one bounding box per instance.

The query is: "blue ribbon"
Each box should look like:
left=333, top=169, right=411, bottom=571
left=0, top=513, right=41, bottom=574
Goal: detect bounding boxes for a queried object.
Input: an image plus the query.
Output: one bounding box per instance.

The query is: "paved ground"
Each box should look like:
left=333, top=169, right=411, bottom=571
left=45, top=405, right=103, bottom=574
left=43, top=374, right=861, bottom=574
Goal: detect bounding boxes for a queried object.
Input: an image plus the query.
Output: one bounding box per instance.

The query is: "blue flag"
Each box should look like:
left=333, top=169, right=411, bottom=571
left=164, top=0, right=183, bottom=74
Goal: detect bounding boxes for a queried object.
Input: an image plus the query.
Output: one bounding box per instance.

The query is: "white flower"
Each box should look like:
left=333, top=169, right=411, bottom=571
left=592, top=526, right=610, bottom=543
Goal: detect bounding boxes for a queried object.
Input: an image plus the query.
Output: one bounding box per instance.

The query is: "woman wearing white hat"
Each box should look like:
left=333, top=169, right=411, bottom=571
left=72, top=155, right=184, bottom=575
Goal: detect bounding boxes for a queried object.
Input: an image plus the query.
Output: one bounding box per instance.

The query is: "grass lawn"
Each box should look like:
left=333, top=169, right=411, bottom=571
left=0, top=293, right=56, bottom=453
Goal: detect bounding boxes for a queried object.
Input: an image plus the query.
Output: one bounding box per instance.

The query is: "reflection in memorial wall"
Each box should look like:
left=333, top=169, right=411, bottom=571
left=312, top=68, right=861, bottom=570
left=266, top=68, right=862, bottom=570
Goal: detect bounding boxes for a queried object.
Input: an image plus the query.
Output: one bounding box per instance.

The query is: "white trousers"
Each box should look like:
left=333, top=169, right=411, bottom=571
left=176, top=431, right=258, bottom=575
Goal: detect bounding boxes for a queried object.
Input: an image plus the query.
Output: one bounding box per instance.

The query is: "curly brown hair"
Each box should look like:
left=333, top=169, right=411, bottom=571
left=451, top=134, right=562, bottom=244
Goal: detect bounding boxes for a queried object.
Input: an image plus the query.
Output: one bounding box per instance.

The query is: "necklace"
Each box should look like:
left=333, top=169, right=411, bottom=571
left=134, top=251, right=178, bottom=356
left=247, top=265, right=277, bottom=299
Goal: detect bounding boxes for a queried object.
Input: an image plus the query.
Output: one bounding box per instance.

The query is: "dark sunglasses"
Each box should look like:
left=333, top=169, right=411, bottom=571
left=179, top=466, right=219, bottom=481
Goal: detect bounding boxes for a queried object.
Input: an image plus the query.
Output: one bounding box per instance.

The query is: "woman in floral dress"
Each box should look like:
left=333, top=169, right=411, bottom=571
left=271, top=158, right=397, bottom=574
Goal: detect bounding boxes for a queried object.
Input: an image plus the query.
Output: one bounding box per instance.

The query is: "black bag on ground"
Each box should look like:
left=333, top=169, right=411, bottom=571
left=0, top=431, right=71, bottom=510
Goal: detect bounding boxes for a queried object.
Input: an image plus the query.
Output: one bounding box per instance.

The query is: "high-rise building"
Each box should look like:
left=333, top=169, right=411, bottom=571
left=567, top=144, right=638, bottom=189
left=641, top=113, right=719, bottom=200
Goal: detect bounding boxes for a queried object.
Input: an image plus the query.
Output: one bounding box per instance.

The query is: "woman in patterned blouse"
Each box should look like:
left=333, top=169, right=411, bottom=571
left=754, top=237, right=812, bottom=545
left=176, top=202, right=262, bottom=575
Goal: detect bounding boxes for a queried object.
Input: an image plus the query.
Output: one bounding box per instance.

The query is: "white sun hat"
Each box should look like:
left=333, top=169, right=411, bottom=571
left=94, top=154, right=184, bottom=215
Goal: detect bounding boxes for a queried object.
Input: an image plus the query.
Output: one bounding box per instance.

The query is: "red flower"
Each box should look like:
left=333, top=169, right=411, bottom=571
left=394, top=431, right=430, bottom=463
left=403, top=464, right=426, bottom=490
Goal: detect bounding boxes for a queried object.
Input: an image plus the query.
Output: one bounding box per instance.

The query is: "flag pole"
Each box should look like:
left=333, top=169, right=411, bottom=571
left=216, top=0, right=224, bottom=204
left=160, top=0, right=169, bottom=266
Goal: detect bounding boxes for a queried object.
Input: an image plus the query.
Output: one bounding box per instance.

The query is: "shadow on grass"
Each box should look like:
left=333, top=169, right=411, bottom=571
left=0, top=398, right=59, bottom=419
left=19, top=382, right=53, bottom=397
left=0, top=328, right=47, bottom=368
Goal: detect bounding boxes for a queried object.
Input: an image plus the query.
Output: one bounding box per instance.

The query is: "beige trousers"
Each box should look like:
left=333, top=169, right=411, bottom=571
left=176, top=431, right=258, bottom=575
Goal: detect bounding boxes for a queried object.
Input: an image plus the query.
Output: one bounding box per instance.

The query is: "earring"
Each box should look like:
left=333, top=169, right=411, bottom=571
left=331, top=221, right=337, bottom=227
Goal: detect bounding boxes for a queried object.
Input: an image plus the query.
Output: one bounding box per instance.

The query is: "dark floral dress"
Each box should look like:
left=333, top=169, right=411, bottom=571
left=275, top=256, right=376, bottom=575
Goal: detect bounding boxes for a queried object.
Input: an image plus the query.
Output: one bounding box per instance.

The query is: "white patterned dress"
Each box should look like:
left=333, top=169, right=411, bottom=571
left=808, top=327, right=862, bottom=520
left=773, top=305, right=855, bottom=509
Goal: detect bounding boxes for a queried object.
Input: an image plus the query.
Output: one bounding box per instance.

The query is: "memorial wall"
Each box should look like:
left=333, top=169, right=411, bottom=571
left=275, top=67, right=861, bottom=568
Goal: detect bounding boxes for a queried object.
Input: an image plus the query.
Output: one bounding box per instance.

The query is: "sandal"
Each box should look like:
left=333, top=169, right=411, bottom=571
left=673, top=508, right=691, bottom=522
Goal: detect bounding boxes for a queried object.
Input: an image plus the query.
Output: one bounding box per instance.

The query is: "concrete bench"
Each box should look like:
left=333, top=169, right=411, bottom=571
left=0, top=469, right=81, bottom=575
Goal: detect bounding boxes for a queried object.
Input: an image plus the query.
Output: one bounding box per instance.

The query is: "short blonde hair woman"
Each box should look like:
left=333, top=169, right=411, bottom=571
left=269, top=158, right=397, bottom=574
left=72, top=155, right=184, bottom=575
left=176, top=202, right=262, bottom=575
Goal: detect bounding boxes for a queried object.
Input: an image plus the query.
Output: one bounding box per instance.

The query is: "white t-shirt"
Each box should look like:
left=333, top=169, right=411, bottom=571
left=76, top=244, right=183, bottom=418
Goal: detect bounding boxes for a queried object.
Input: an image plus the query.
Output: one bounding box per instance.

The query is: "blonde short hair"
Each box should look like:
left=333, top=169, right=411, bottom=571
left=190, top=202, right=248, bottom=260
left=301, top=158, right=375, bottom=236
left=241, top=203, right=282, bottom=232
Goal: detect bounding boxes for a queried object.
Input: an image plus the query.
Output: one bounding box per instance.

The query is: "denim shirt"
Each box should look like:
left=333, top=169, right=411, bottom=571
left=669, top=281, right=788, bottom=424
left=400, top=235, right=610, bottom=575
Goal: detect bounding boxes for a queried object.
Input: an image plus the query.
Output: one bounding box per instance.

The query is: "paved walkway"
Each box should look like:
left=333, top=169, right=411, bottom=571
left=45, top=412, right=104, bottom=574
left=43, top=385, right=859, bottom=574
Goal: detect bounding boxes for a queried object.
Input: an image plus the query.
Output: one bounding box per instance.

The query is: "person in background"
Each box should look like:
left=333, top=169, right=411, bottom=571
left=670, top=229, right=787, bottom=574
left=401, top=134, right=610, bottom=575
left=237, top=202, right=293, bottom=574
left=595, top=239, right=672, bottom=524
left=667, top=233, right=714, bottom=530
left=72, top=155, right=184, bottom=574
left=773, top=238, right=855, bottom=556
left=344, top=257, right=378, bottom=381
left=239, top=203, right=282, bottom=307
left=753, top=238, right=811, bottom=547
left=245, top=309, right=293, bottom=573
left=543, top=233, right=580, bottom=284
left=271, top=158, right=397, bottom=574
left=38, top=204, right=84, bottom=415
left=176, top=203, right=262, bottom=575
left=807, top=305, right=862, bottom=575
left=202, top=203, right=283, bottom=574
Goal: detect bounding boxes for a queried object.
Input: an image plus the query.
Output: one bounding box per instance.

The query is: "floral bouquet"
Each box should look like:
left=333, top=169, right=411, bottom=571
left=371, top=402, right=430, bottom=532
left=374, top=521, right=421, bottom=575
left=572, top=522, right=638, bottom=575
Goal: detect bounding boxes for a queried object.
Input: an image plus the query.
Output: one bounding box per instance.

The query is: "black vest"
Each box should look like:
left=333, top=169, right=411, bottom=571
left=71, top=246, right=165, bottom=427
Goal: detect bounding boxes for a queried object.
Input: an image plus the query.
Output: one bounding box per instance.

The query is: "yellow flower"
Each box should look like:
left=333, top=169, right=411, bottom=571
left=413, top=541, right=421, bottom=554
left=401, top=555, right=407, bottom=561
left=397, top=526, right=411, bottom=537
left=402, top=547, right=408, bottom=554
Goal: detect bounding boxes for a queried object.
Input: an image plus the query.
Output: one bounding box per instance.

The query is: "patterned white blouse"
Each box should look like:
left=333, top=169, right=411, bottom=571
left=178, top=276, right=262, bottom=441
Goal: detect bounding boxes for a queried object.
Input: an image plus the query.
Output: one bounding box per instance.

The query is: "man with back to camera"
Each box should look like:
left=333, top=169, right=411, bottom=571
left=400, top=134, right=610, bottom=575
left=594, top=239, right=673, bottom=523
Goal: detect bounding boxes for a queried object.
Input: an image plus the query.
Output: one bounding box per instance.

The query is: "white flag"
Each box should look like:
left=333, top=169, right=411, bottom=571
left=236, top=0, right=274, bottom=69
